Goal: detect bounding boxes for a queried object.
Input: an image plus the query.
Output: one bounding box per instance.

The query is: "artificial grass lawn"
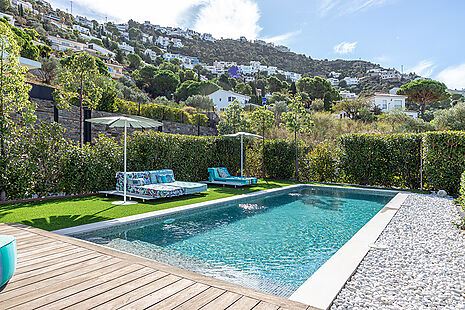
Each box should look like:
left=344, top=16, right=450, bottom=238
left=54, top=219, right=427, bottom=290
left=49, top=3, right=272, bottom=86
left=0, top=179, right=298, bottom=231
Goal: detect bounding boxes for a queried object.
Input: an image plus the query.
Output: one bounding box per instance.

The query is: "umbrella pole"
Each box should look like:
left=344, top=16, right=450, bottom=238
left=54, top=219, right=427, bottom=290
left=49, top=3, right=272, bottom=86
left=241, top=135, right=243, bottom=177
left=124, top=121, right=127, bottom=203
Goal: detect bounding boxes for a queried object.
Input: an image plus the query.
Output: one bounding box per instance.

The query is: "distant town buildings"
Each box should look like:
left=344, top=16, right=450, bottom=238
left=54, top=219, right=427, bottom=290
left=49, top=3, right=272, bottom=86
left=339, top=90, right=357, bottom=99
left=343, top=77, right=359, bottom=85
left=75, top=16, right=94, bottom=28
left=106, top=62, right=124, bottom=79
left=328, top=78, right=339, bottom=87
left=72, top=24, right=90, bottom=35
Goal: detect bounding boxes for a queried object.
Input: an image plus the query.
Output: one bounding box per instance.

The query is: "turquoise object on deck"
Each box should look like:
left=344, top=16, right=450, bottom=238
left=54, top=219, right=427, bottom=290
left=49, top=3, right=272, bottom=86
left=0, top=235, right=16, bottom=287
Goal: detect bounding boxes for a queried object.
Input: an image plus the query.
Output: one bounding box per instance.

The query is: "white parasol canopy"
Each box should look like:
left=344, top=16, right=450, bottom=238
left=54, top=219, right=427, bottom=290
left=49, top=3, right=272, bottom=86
left=222, top=132, right=262, bottom=177
left=86, top=115, right=162, bottom=205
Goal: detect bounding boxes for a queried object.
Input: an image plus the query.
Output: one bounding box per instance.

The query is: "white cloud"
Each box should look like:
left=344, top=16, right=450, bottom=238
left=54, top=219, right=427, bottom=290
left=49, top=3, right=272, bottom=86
left=333, top=41, right=357, bottom=54
left=319, top=0, right=391, bottom=16
left=261, top=30, right=301, bottom=44
left=408, top=60, right=436, bottom=77
left=64, top=0, right=262, bottom=39
left=437, top=63, right=465, bottom=89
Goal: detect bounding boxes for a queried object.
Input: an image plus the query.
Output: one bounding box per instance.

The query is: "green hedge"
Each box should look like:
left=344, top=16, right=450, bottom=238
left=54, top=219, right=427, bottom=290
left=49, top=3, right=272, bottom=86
left=300, top=142, right=338, bottom=183
left=339, top=133, right=422, bottom=189
left=127, top=131, right=241, bottom=181
left=4, top=122, right=122, bottom=200
left=118, top=100, right=192, bottom=124
left=423, top=131, right=465, bottom=195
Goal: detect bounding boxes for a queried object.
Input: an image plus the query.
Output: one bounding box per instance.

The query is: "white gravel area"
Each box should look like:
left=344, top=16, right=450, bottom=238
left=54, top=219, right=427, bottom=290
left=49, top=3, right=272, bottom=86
left=331, top=194, right=465, bottom=310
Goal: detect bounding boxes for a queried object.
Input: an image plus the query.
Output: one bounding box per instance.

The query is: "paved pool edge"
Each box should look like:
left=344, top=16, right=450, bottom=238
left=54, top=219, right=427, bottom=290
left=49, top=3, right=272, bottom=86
left=289, top=192, right=409, bottom=309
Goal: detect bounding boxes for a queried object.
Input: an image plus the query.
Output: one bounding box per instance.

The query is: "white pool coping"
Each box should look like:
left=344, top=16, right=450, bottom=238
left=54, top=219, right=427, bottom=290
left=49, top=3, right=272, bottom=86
left=52, top=183, right=407, bottom=310
left=289, top=192, right=409, bottom=309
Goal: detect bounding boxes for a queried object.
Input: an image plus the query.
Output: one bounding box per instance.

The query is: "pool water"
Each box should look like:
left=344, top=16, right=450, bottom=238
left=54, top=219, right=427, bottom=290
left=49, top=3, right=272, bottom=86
left=78, top=186, right=394, bottom=297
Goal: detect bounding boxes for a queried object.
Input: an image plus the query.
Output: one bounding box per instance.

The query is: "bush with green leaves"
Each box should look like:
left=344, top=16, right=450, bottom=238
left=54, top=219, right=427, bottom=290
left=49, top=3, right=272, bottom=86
left=339, top=133, right=422, bottom=189
left=300, top=142, right=338, bottom=182
left=423, top=131, right=465, bottom=195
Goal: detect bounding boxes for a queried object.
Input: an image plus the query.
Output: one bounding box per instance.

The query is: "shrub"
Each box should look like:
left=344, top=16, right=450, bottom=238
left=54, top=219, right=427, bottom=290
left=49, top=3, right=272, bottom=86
left=423, top=131, right=465, bottom=195
left=300, top=142, right=338, bottom=182
left=339, top=133, right=422, bottom=189
left=191, top=113, right=208, bottom=126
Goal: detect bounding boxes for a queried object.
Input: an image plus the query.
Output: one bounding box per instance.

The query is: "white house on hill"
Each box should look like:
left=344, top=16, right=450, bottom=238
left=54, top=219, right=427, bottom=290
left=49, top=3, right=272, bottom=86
left=372, top=93, right=418, bottom=117
left=208, top=90, right=252, bottom=110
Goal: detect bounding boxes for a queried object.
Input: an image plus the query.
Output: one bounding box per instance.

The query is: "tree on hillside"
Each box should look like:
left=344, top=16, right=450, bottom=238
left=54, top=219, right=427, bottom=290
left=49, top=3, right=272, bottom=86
left=0, top=23, right=35, bottom=201
left=185, top=95, right=214, bottom=112
left=128, top=27, right=142, bottom=41
left=0, top=0, right=10, bottom=11
left=175, top=80, right=220, bottom=102
left=332, top=97, right=372, bottom=119
left=151, top=69, right=179, bottom=98
left=266, top=75, right=284, bottom=93
left=235, top=82, right=252, bottom=96
left=127, top=53, right=142, bottom=70
left=55, top=52, right=104, bottom=147
left=37, top=55, right=61, bottom=84
left=434, top=102, right=465, bottom=131
left=217, top=101, right=249, bottom=135
left=397, top=79, right=450, bottom=118
left=281, top=98, right=313, bottom=180
left=296, top=76, right=341, bottom=111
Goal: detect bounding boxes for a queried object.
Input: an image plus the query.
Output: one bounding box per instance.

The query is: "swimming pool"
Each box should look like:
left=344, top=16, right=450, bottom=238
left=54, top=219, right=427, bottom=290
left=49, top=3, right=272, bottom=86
left=76, top=186, right=395, bottom=298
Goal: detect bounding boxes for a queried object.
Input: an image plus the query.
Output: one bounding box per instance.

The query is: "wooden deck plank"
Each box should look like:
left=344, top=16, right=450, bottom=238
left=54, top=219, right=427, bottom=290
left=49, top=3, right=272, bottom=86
left=173, top=287, right=226, bottom=310
left=148, top=282, right=210, bottom=310
left=16, top=246, right=87, bottom=267
left=226, top=296, right=260, bottom=310
left=0, top=223, right=314, bottom=310
left=200, top=291, right=242, bottom=310
left=0, top=257, right=122, bottom=301
left=9, top=252, right=102, bottom=282
left=17, top=243, right=76, bottom=261
left=65, top=270, right=169, bottom=309
left=14, top=247, right=91, bottom=274
left=3, top=255, right=117, bottom=292
left=40, top=266, right=154, bottom=309
left=92, top=274, right=181, bottom=309
left=252, top=301, right=280, bottom=310
left=5, top=262, right=137, bottom=309
left=120, top=278, right=195, bottom=309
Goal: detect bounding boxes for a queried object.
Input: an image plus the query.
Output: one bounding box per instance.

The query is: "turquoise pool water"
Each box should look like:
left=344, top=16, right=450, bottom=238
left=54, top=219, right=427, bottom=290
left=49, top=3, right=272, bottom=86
left=78, top=186, right=394, bottom=297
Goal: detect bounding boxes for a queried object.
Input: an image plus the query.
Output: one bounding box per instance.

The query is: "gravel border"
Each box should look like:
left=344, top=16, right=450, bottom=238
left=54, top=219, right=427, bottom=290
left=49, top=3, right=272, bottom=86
left=331, top=194, right=465, bottom=309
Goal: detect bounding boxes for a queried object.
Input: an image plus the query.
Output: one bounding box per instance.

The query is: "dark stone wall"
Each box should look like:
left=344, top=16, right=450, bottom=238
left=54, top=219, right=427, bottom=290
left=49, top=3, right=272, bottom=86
left=30, top=98, right=218, bottom=141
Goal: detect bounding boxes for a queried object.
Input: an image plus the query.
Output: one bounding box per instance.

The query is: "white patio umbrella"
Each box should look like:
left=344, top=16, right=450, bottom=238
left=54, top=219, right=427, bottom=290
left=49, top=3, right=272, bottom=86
left=86, top=115, right=162, bottom=205
left=222, top=132, right=262, bottom=177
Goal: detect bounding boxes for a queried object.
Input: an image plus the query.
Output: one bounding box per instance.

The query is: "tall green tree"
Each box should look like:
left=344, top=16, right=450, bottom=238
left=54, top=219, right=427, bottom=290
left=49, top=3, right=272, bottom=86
left=235, top=82, right=252, bottom=95
left=250, top=107, right=275, bottom=178
left=127, top=53, right=142, bottom=70
left=281, top=98, right=313, bottom=180
left=266, top=75, right=283, bottom=93
left=397, top=79, right=450, bottom=118
left=185, top=95, right=214, bottom=112
left=217, top=101, right=249, bottom=134
left=0, top=0, right=10, bottom=11
left=55, top=53, right=104, bottom=147
left=151, top=69, right=179, bottom=98
left=0, top=23, right=35, bottom=200
left=332, top=97, right=372, bottom=119
left=296, top=76, right=341, bottom=111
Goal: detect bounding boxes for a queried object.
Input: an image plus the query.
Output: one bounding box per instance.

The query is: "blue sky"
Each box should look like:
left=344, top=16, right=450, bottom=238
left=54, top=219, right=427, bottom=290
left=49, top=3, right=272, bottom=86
left=49, top=0, right=465, bottom=89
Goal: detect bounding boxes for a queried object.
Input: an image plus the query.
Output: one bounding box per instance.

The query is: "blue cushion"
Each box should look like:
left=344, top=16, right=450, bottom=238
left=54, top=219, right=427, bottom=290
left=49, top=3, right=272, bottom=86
left=157, top=175, right=168, bottom=183
left=130, top=178, right=145, bottom=186
left=149, top=172, right=159, bottom=184
left=165, top=174, right=175, bottom=183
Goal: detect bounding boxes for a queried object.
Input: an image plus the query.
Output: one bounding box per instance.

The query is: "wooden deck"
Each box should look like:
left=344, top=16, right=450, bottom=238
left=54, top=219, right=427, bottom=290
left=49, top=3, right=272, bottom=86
left=0, top=223, right=318, bottom=310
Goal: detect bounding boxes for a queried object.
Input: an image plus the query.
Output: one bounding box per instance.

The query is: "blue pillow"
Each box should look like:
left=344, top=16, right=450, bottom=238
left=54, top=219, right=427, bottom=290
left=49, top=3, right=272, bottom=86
left=149, top=172, right=159, bottom=184
left=129, top=178, right=145, bottom=186
left=157, top=175, right=168, bottom=183
left=165, top=174, right=175, bottom=183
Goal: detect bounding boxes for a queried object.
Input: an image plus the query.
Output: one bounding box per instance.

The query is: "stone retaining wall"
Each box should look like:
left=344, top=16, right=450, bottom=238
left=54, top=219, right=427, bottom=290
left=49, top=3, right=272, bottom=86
left=30, top=99, right=218, bottom=141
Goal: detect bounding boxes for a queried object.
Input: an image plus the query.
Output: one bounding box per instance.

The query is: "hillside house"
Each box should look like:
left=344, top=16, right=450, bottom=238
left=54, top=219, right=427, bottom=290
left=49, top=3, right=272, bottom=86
left=48, top=35, right=85, bottom=52
left=208, top=90, right=252, bottom=110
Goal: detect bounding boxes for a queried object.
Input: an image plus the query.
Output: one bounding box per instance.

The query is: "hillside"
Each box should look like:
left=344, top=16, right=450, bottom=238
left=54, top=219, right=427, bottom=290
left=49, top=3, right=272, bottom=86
left=179, top=38, right=377, bottom=78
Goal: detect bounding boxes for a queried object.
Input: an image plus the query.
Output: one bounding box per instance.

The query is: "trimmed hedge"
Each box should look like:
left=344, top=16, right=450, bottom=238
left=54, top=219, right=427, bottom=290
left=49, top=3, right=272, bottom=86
left=127, top=131, right=241, bottom=182
left=339, top=133, right=422, bottom=189
left=300, top=142, right=338, bottom=183
left=423, top=131, right=465, bottom=195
